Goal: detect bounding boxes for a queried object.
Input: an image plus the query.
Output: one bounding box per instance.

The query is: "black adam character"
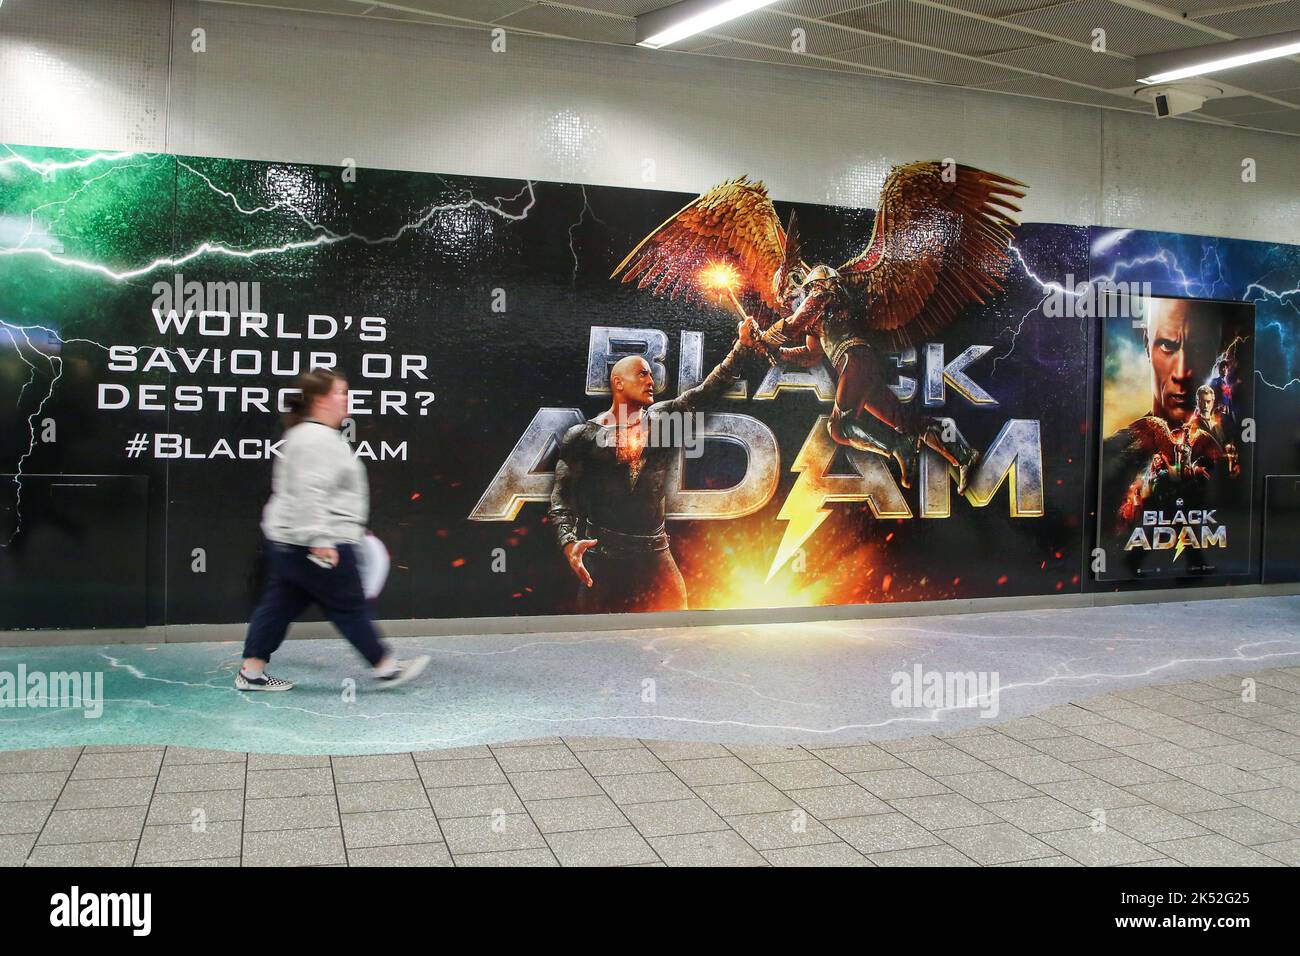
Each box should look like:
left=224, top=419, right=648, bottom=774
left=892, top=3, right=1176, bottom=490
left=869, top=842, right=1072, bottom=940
left=548, top=322, right=761, bottom=613
left=612, top=161, right=1027, bottom=496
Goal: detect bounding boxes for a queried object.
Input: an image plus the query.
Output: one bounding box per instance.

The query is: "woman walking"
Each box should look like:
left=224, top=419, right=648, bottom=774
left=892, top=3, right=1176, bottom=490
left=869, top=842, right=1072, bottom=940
left=237, top=368, right=429, bottom=691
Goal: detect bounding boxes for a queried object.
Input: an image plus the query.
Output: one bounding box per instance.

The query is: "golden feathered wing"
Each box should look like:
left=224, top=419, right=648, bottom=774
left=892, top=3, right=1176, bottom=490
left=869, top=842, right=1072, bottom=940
left=610, top=176, right=800, bottom=314
left=838, top=162, right=1026, bottom=348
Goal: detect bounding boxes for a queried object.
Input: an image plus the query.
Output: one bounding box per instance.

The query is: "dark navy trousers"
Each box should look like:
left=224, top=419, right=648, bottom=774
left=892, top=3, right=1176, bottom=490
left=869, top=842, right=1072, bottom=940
left=243, top=540, right=387, bottom=666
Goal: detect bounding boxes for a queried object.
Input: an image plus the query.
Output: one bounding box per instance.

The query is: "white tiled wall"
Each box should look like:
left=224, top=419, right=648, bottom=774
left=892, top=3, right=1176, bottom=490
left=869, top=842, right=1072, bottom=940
left=0, top=0, right=1297, bottom=243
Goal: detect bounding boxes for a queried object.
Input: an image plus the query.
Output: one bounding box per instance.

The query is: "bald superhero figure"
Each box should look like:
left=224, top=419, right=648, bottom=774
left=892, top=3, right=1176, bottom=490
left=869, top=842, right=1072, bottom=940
left=548, top=322, right=759, bottom=613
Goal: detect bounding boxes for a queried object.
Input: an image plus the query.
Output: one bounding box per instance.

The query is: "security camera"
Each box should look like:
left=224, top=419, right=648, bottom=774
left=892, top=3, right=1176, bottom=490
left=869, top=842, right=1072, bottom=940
left=1134, top=82, right=1223, bottom=118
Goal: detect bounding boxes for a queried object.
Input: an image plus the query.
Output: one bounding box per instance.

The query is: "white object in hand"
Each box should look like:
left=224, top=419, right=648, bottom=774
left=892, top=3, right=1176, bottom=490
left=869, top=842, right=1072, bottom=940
left=357, top=532, right=390, bottom=600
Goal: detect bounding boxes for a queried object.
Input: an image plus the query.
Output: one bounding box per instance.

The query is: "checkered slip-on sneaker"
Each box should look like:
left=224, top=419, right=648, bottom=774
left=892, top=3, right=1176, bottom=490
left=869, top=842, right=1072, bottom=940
left=235, top=671, right=296, bottom=692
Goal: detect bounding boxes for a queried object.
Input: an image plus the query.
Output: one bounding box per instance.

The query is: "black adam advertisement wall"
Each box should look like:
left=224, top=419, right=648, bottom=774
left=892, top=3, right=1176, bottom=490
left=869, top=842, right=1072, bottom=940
left=2, top=145, right=1299, bottom=629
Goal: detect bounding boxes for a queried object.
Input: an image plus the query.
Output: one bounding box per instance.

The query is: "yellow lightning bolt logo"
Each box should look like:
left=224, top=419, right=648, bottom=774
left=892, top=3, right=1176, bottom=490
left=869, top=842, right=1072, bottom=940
left=767, top=428, right=835, bottom=582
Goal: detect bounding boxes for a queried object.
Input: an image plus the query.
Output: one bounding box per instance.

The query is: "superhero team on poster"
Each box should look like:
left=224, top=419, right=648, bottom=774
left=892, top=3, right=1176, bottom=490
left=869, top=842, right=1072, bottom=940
left=1098, top=296, right=1254, bottom=580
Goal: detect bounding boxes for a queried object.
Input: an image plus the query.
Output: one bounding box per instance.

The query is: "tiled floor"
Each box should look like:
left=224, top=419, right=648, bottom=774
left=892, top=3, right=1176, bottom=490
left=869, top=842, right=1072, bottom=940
left=3, top=666, right=1300, bottom=866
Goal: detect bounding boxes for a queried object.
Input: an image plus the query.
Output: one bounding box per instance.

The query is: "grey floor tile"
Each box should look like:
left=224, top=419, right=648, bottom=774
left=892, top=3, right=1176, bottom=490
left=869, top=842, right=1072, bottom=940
left=621, top=798, right=729, bottom=838
left=244, top=795, right=341, bottom=832
left=900, top=748, right=992, bottom=776
left=71, top=751, right=163, bottom=780
left=849, top=768, right=952, bottom=799
left=26, top=841, right=137, bottom=867
left=1113, top=741, right=1214, bottom=770
left=0, top=800, right=53, bottom=835
left=547, top=826, right=660, bottom=866
left=870, top=845, right=979, bottom=866
left=243, top=826, right=346, bottom=867
left=598, top=771, right=695, bottom=806
left=427, top=783, right=525, bottom=818
left=725, top=809, right=840, bottom=850
left=995, top=717, right=1075, bottom=741
left=336, top=778, right=428, bottom=814
left=1184, top=806, right=1300, bottom=845
left=0, top=771, right=70, bottom=803
left=983, top=795, right=1094, bottom=834
left=1027, top=735, right=1122, bottom=762
left=491, top=737, right=565, bottom=749
left=1101, top=804, right=1209, bottom=843
left=525, top=794, right=628, bottom=834
left=877, top=736, right=951, bottom=754
left=937, top=822, right=1056, bottom=865
left=349, top=843, right=453, bottom=867
left=1037, top=827, right=1166, bottom=866
left=1074, top=723, right=1162, bottom=748
left=1038, top=704, right=1114, bottom=728
left=641, top=740, right=731, bottom=761
left=1196, top=743, right=1293, bottom=771
left=751, top=759, right=851, bottom=791
left=786, top=784, right=891, bottom=820
left=1256, top=839, right=1300, bottom=865
left=331, top=753, right=418, bottom=784
left=247, top=753, right=331, bottom=771
left=763, top=843, right=872, bottom=866
left=692, top=781, right=796, bottom=816
left=0, top=748, right=80, bottom=773
left=0, top=833, right=37, bottom=866
left=440, top=813, right=546, bottom=855
left=55, top=776, right=157, bottom=811
left=892, top=793, right=999, bottom=830
left=136, top=857, right=239, bottom=867
left=561, top=737, right=645, bottom=753
left=146, top=790, right=244, bottom=826
left=648, top=829, right=765, bottom=867
left=826, top=813, right=942, bottom=854
left=994, top=855, right=1083, bottom=866
left=1258, top=764, right=1300, bottom=789
left=1170, top=763, right=1276, bottom=795
left=989, top=754, right=1088, bottom=785
left=162, top=747, right=245, bottom=766
left=245, top=767, right=333, bottom=799
left=1150, top=834, right=1286, bottom=866
left=725, top=745, right=809, bottom=764
left=492, top=745, right=580, bottom=773
left=155, top=762, right=245, bottom=794
left=947, top=734, right=1039, bottom=761
left=1071, top=755, right=1173, bottom=787
left=454, top=847, right=559, bottom=866
left=1126, top=780, right=1239, bottom=814
left=341, top=808, right=443, bottom=848
left=507, top=768, right=602, bottom=801
left=1230, top=786, right=1300, bottom=824
left=809, top=745, right=905, bottom=773
left=938, top=770, right=1037, bottom=803
left=1035, top=777, right=1150, bottom=811
left=137, top=820, right=243, bottom=864
left=575, top=748, right=666, bottom=776
left=416, top=757, right=506, bottom=789
left=38, top=806, right=147, bottom=846
left=664, top=756, right=760, bottom=787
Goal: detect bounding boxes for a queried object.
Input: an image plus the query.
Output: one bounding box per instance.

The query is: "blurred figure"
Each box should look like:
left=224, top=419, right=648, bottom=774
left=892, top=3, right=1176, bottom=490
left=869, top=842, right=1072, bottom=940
left=238, top=368, right=429, bottom=691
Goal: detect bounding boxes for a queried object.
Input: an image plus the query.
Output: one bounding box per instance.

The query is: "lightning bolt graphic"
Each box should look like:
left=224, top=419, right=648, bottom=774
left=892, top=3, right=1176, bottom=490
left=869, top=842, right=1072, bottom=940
left=766, top=427, right=834, bottom=583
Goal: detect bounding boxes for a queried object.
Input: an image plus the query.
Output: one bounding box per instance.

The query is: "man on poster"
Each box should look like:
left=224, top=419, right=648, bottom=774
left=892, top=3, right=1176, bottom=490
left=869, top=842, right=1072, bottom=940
left=548, top=321, right=761, bottom=613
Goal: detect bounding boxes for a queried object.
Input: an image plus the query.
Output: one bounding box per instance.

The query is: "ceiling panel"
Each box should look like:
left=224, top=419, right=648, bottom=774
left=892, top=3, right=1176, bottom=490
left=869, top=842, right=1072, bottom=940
left=1002, top=1, right=1224, bottom=57
left=495, top=4, right=636, bottom=43
left=1198, top=92, right=1299, bottom=119
left=831, top=0, right=1045, bottom=55
left=699, top=37, right=877, bottom=70
left=986, top=41, right=1139, bottom=88
left=363, top=0, right=535, bottom=20
left=840, top=39, right=1027, bottom=83
left=709, top=10, right=881, bottom=53
left=1197, top=0, right=1300, bottom=38
left=974, top=73, right=1150, bottom=110
left=1207, top=57, right=1300, bottom=93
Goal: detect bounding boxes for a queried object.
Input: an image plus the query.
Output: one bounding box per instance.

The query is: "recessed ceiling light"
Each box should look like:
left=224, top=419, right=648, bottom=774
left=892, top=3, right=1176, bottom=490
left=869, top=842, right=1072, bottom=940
left=636, top=0, right=781, bottom=50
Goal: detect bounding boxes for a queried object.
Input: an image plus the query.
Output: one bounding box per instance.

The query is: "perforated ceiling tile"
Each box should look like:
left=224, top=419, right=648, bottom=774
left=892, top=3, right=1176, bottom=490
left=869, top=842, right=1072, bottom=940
left=699, top=38, right=872, bottom=70
left=920, top=0, right=1064, bottom=16
left=771, top=0, right=887, bottom=16
left=1207, top=57, right=1300, bottom=93
left=1197, top=93, right=1298, bottom=119
left=710, top=10, right=876, bottom=53
left=1143, top=0, right=1279, bottom=13
left=561, top=0, right=680, bottom=14
left=1197, top=0, right=1300, bottom=37
left=840, top=39, right=1025, bottom=84
left=1003, top=1, right=1223, bottom=57
left=976, top=74, right=1148, bottom=110
left=987, top=40, right=1138, bottom=89
left=225, top=0, right=374, bottom=14
left=495, top=4, right=637, bottom=42
left=830, top=0, right=1047, bottom=56
left=363, top=0, right=536, bottom=20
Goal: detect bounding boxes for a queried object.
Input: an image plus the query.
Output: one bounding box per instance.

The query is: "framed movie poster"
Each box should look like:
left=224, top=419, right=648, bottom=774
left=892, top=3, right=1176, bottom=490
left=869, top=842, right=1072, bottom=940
left=1096, top=295, right=1255, bottom=581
